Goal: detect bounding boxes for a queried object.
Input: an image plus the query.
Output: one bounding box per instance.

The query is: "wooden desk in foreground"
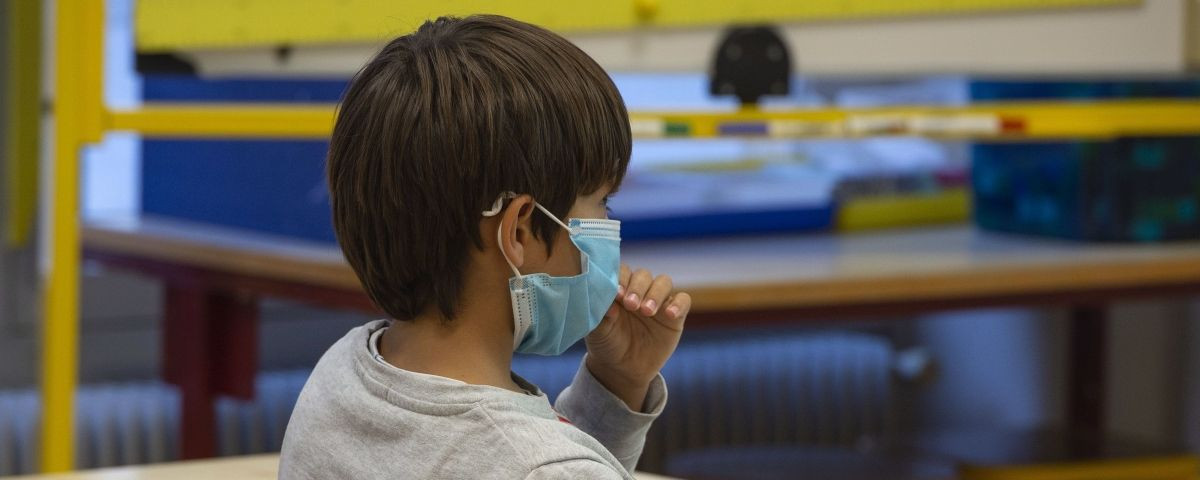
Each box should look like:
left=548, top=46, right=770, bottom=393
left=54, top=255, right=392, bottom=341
left=82, top=216, right=1200, bottom=459
left=4, top=454, right=679, bottom=479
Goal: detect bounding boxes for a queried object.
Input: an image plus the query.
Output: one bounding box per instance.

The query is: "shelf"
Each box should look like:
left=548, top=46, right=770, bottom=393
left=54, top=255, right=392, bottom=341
left=108, top=99, right=1200, bottom=140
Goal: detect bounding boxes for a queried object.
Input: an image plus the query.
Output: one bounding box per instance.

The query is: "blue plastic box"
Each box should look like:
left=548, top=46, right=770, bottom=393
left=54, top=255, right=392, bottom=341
left=972, top=137, right=1200, bottom=242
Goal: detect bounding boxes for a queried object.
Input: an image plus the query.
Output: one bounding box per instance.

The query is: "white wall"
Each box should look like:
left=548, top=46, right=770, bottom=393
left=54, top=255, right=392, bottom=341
left=1188, top=0, right=1200, bottom=69
left=579, top=0, right=1188, bottom=75
left=914, top=303, right=1196, bottom=448
left=1187, top=301, right=1200, bottom=449
left=1107, top=302, right=1190, bottom=443
left=185, top=1, right=1191, bottom=77
left=915, top=309, right=1063, bottom=431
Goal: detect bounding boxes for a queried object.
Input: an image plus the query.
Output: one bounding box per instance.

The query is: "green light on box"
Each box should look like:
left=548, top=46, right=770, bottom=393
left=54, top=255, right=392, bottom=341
left=664, top=121, right=690, bottom=137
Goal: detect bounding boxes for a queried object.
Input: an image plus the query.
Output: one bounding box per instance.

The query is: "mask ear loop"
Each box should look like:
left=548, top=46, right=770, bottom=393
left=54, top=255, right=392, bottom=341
left=482, top=191, right=516, bottom=217
left=531, top=202, right=573, bottom=233
left=495, top=223, right=522, bottom=281
left=530, top=202, right=593, bottom=274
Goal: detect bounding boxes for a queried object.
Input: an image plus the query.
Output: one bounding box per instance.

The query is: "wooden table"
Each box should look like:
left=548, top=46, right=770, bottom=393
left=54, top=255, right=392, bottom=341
left=3, top=454, right=681, bottom=479
left=82, top=215, right=1200, bottom=459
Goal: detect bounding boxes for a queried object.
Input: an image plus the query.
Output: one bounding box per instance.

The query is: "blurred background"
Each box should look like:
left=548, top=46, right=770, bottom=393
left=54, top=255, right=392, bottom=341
left=3, top=1, right=1200, bottom=479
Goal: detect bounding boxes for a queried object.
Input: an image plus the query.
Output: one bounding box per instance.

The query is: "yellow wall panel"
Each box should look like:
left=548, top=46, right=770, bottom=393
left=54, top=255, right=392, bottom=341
left=4, top=0, right=40, bottom=248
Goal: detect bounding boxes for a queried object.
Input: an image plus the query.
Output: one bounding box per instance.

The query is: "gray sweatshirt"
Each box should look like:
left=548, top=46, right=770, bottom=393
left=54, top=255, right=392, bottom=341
left=279, top=320, right=667, bottom=479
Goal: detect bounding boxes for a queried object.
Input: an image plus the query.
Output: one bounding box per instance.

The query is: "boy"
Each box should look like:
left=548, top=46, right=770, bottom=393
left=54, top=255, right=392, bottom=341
left=280, top=14, right=691, bottom=479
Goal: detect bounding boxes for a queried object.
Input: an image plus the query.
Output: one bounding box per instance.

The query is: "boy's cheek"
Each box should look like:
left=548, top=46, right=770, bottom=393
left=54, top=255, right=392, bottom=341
left=565, top=199, right=608, bottom=220
left=544, top=237, right=584, bottom=277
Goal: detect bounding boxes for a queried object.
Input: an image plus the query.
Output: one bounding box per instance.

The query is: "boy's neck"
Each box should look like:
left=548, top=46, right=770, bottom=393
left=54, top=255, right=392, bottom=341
left=377, top=309, right=524, bottom=394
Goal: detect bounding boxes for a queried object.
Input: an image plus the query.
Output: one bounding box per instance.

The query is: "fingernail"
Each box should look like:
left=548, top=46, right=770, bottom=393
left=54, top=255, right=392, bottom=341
left=617, top=285, right=625, bottom=295
left=627, top=293, right=639, bottom=306
left=643, top=299, right=657, bottom=314
left=667, top=305, right=680, bottom=318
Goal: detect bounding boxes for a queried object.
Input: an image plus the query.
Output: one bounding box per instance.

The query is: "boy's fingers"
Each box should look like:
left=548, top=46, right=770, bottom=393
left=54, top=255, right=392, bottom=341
left=623, top=268, right=653, bottom=311
left=658, top=292, right=692, bottom=327
left=639, top=274, right=674, bottom=316
left=617, top=263, right=632, bottom=296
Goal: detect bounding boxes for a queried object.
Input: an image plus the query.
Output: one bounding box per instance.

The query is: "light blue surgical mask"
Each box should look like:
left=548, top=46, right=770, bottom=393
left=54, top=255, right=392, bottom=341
left=483, top=192, right=621, bottom=356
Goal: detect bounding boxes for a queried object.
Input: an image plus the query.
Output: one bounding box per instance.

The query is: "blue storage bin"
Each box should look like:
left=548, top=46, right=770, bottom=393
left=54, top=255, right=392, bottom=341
left=972, top=137, right=1200, bottom=242
left=969, top=78, right=1200, bottom=242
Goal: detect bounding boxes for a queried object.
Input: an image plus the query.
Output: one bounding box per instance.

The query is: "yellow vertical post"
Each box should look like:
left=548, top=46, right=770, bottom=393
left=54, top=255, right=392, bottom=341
left=4, top=0, right=42, bottom=248
left=41, top=0, right=103, bottom=472
left=41, top=0, right=82, bottom=471
left=80, top=0, right=105, bottom=144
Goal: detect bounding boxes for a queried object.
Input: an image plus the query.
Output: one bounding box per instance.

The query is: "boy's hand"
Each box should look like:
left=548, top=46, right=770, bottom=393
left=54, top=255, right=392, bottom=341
left=585, top=263, right=690, bottom=412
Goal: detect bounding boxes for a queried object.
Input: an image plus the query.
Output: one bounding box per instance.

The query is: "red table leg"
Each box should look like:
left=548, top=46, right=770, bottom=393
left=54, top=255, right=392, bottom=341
left=163, top=283, right=260, bottom=459
left=1066, top=303, right=1107, bottom=455
left=164, top=283, right=215, bottom=459
left=210, top=292, right=259, bottom=400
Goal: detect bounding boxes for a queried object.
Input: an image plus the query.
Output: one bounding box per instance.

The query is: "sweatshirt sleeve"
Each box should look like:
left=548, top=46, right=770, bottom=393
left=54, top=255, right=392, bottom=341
left=553, top=355, right=667, bottom=472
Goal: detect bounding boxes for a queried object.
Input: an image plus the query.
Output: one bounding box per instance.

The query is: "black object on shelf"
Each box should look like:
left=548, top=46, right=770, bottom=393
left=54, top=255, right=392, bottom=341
left=710, top=25, right=792, bottom=106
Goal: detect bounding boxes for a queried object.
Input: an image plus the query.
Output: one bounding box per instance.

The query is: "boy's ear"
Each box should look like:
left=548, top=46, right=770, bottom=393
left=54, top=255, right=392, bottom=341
left=499, top=194, right=536, bottom=270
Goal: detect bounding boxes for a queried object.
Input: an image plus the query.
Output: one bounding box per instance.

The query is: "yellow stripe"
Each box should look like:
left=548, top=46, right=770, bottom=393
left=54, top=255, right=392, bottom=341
left=960, top=455, right=1200, bottom=480
left=4, top=0, right=41, bottom=248
left=642, top=100, right=1200, bottom=139
left=133, top=0, right=1139, bottom=51
left=107, top=103, right=338, bottom=138
left=79, top=0, right=105, bottom=144
left=837, top=189, right=971, bottom=232
left=106, top=99, right=1200, bottom=140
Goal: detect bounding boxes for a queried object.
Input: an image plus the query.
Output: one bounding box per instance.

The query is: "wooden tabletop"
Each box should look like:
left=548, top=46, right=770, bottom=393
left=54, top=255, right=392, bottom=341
left=4, top=455, right=279, bottom=480
left=3, top=454, right=681, bottom=479
left=83, top=215, right=1200, bottom=313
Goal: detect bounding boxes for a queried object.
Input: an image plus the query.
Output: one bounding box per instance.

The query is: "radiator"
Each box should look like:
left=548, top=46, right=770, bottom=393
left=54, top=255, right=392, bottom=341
left=0, top=370, right=308, bottom=476
left=634, top=332, right=897, bottom=472
left=0, top=334, right=893, bottom=475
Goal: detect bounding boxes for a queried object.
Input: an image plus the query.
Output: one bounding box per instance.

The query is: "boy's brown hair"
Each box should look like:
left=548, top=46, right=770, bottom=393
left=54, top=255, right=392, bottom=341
left=328, top=15, right=631, bottom=322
